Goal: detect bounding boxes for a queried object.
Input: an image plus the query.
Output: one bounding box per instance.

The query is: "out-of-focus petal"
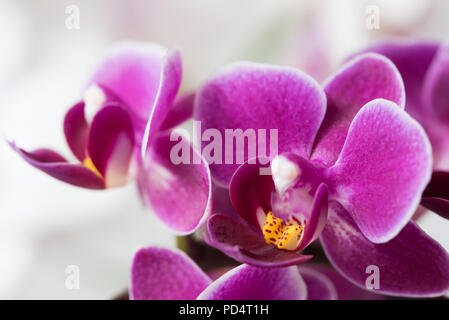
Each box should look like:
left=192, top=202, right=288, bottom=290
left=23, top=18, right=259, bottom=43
left=298, top=265, right=337, bottom=300
left=306, top=264, right=384, bottom=300
left=130, top=247, right=212, bottom=300
left=312, top=53, right=405, bottom=167
left=138, top=131, right=212, bottom=234
left=326, top=99, right=432, bottom=243
left=198, top=264, right=307, bottom=300
left=63, top=101, right=89, bottom=162
left=422, top=42, right=449, bottom=124
left=206, top=214, right=312, bottom=267
left=9, top=142, right=105, bottom=189
left=142, top=49, right=182, bottom=152
left=320, top=202, right=449, bottom=298
left=87, top=41, right=166, bottom=122
left=361, top=41, right=438, bottom=120
left=160, top=92, right=195, bottom=131
left=195, top=62, right=326, bottom=186
left=88, top=106, right=135, bottom=188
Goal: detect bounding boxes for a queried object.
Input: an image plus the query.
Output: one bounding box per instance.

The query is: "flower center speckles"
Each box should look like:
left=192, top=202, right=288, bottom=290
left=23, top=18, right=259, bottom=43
left=262, top=212, right=303, bottom=251
left=83, top=157, right=102, bottom=178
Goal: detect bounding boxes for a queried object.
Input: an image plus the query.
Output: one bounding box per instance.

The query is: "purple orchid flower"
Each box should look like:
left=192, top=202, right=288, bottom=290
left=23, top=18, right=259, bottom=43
left=195, top=54, right=449, bottom=297
left=362, top=41, right=449, bottom=220
left=130, top=246, right=380, bottom=300
left=9, top=41, right=211, bottom=234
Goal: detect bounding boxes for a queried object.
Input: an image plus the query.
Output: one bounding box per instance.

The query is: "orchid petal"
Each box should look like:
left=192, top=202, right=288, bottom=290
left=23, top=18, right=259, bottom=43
left=195, top=62, right=326, bottom=186
left=229, top=158, right=274, bottom=229
left=88, top=106, right=135, bottom=188
left=361, top=41, right=438, bottom=120
left=198, top=264, right=307, bottom=300
left=130, top=247, right=211, bottom=300
left=321, top=202, right=449, bottom=297
left=304, top=264, right=384, bottom=300
left=423, top=42, right=449, bottom=124
left=298, top=265, right=337, bottom=300
left=326, top=99, right=432, bottom=243
left=138, top=131, right=212, bottom=234
left=63, top=101, right=89, bottom=161
left=9, top=142, right=104, bottom=189
left=160, top=92, right=195, bottom=131
left=206, top=214, right=312, bottom=267
left=142, top=49, right=182, bottom=153
left=87, top=41, right=166, bottom=122
left=312, top=53, right=405, bottom=167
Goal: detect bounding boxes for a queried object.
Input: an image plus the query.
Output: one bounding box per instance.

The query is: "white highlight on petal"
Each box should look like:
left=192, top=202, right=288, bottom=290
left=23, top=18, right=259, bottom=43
left=270, top=155, right=300, bottom=194
left=83, top=84, right=106, bottom=123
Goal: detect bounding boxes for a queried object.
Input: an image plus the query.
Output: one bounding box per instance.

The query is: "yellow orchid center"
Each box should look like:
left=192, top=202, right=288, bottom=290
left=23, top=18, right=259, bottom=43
left=263, top=212, right=304, bottom=251
left=83, top=157, right=102, bottom=178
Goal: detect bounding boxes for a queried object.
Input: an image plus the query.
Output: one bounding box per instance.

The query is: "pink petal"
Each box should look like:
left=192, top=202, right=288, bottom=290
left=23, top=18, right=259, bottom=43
left=361, top=41, right=438, bottom=120
left=87, top=41, right=166, bottom=122
left=9, top=142, right=105, bottom=189
left=142, top=49, right=182, bottom=152
left=195, top=62, right=326, bottom=186
left=312, top=53, right=405, bottom=167
left=326, top=99, right=432, bottom=243
left=130, top=247, right=212, bottom=300
left=423, top=42, right=449, bottom=124
left=88, top=106, right=135, bottom=188
left=206, top=214, right=313, bottom=267
left=138, top=131, right=212, bottom=234
left=160, top=92, right=195, bottom=131
left=321, top=202, right=449, bottom=297
left=298, top=265, right=337, bottom=300
left=63, top=101, right=89, bottom=162
left=198, top=264, right=307, bottom=300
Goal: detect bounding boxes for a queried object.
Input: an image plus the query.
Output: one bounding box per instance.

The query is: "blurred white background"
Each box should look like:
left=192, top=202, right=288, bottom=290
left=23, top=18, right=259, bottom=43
left=0, top=0, right=448, bottom=299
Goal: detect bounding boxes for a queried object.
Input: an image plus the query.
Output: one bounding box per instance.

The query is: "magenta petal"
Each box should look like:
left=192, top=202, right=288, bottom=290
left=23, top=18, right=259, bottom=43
left=421, top=171, right=449, bottom=219
left=195, top=62, right=326, bottom=186
left=206, top=214, right=313, bottom=267
left=321, top=202, right=449, bottom=297
left=87, top=41, right=166, bottom=122
left=326, top=99, right=432, bottom=243
left=298, top=183, right=328, bottom=250
left=138, top=131, right=212, bottom=234
left=312, top=53, right=405, bottom=167
left=229, top=158, right=274, bottom=229
left=142, top=49, right=182, bottom=152
left=422, top=42, right=449, bottom=123
left=88, top=106, right=135, bottom=188
left=298, top=266, right=337, bottom=300
left=130, top=247, right=212, bottom=300
left=198, top=264, right=307, bottom=300
left=9, top=142, right=105, bottom=189
left=63, top=101, right=89, bottom=162
left=363, top=41, right=438, bottom=120
left=305, top=264, right=384, bottom=300
left=160, top=92, right=195, bottom=131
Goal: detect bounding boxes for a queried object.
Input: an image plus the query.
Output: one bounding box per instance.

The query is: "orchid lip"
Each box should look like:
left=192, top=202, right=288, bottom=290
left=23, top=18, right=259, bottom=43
left=82, top=157, right=103, bottom=178
left=262, top=211, right=305, bottom=251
